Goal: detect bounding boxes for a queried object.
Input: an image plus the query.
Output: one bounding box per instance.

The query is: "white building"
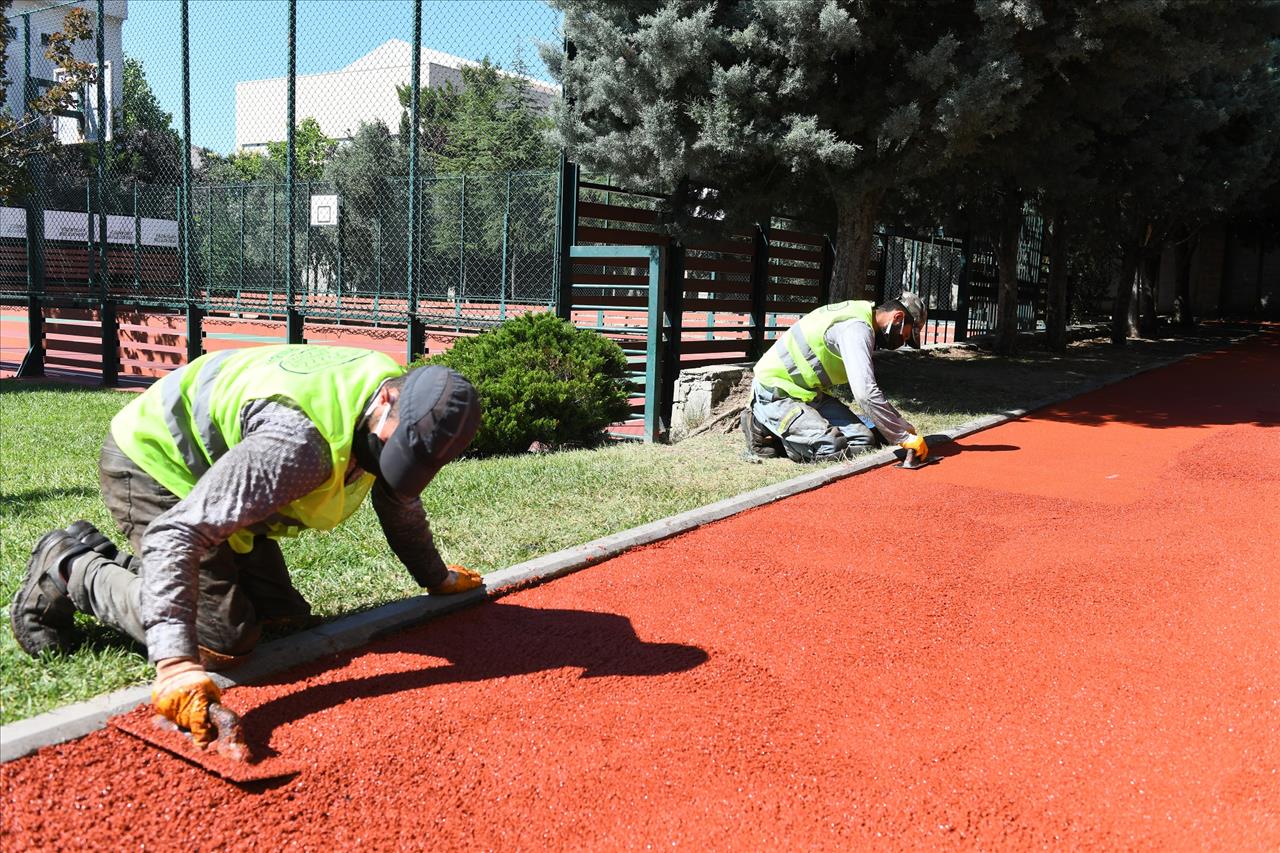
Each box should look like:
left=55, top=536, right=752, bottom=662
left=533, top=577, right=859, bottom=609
left=3, top=0, right=127, bottom=143
left=234, top=39, right=559, bottom=153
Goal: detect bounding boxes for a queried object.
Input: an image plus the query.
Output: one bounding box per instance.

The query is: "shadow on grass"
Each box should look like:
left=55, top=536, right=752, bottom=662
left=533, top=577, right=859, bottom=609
left=2, top=485, right=100, bottom=505
left=240, top=602, right=709, bottom=739
left=70, top=619, right=149, bottom=658
left=0, top=378, right=134, bottom=396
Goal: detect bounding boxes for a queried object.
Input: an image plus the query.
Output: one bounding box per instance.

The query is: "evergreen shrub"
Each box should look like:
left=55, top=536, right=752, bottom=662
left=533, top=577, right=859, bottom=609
left=419, top=312, right=632, bottom=455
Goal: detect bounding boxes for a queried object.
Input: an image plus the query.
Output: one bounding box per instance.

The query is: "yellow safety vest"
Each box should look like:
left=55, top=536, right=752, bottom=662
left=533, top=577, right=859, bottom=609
left=752, top=300, right=875, bottom=402
left=111, top=345, right=403, bottom=553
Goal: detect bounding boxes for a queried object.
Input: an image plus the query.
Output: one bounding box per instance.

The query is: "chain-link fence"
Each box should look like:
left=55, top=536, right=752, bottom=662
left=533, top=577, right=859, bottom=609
left=4, top=0, right=563, bottom=370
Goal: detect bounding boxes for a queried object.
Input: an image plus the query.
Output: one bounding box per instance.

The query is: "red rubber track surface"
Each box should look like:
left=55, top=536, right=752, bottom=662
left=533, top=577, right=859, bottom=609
left=4, top=332, right=1279, bottom=850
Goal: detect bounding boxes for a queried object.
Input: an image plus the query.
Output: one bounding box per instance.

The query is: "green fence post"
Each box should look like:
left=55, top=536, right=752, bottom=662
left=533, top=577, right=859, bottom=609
left=552, top=36, right=577, bottom=321
left=875, top=229, right=889, bottom=305
left=181, top=0, right=201, bottom=363
left=499, top=173, right=510, bottom=320
left=285, top=0, right=302, bottom=343
left=455, top=174, right=465, bottom=327
left=954, top=233, right=972, bottom=342
left=553, top=155, right=578, bottom=320
left=206, top=188, right=213, bottom=302
left=661, top=241, right=685, bottom=431
left=644, top=245, right=667, bottom=442
left=303, top=179, right=311, bottom=299
left=18, top=12, right=45, bottom=379
left=85, top=184, right=92, bottom=292
left=95, top=0, right=118, bottom=385
left=374, top=217, right=382, bottom=313
left=133, top=184, right=141, bottom=292
left=405, top=0, right=424, bottom=361
left=749, top=221, right=769, bottom=357
left=239, top=185, right=246, bottom=294
left=336, top=193, right=345, bottom=311
left=819, top=235, right=834, bottom=305
left=270, top=183, right=277, bottom=304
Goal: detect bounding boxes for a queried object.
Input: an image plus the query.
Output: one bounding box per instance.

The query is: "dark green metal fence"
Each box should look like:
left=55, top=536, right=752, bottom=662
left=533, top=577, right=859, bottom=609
left=4, top=0, right=562, bottom=376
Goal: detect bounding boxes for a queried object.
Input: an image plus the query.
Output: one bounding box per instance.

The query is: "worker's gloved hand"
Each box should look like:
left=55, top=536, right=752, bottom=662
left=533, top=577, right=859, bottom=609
left=152, top=657, right=221, bottom=747
left=428, top=566, right=484, bottom=595
left=900, top=433, right=929, bottom=461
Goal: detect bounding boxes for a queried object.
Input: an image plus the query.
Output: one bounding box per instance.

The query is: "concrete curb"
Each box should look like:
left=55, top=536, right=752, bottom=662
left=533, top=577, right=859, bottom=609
left=0, top=343, right=1218, bottom=764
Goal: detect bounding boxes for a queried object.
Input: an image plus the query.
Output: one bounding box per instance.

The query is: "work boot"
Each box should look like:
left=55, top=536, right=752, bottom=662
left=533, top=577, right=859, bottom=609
left=10, top=530, right=95, bottom=656
left=741, top=408, right=782, bottom=459
left=65, top=520, right=122, bottom=564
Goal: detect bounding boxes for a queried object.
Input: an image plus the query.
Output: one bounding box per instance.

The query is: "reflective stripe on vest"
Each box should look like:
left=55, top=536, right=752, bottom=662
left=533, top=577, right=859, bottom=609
left=752, top=300, right=875, bottom=401
left=111, top=345, right=403, bottom=552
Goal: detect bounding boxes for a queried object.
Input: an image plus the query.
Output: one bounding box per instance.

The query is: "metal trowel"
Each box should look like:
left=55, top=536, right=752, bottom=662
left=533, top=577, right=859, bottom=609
left=111, top=703, right=300, bottom=784
left=895, top=449, right=939, bottom=470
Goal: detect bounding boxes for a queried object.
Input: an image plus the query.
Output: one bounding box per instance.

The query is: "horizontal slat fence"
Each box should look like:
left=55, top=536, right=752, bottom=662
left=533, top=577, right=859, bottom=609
left=567, top=180, right=833, bottom=439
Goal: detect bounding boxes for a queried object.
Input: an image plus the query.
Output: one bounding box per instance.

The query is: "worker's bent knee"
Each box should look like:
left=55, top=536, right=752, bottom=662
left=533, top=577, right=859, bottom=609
left=843, top=422, right=878, bottom=447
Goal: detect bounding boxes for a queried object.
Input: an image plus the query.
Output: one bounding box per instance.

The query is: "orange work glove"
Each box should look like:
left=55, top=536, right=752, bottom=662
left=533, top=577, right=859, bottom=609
left=152, top=657, right=221, bottom=747
left=900, top=433, right=929, bottom=461
left=428, top=565, right=484, bottom=595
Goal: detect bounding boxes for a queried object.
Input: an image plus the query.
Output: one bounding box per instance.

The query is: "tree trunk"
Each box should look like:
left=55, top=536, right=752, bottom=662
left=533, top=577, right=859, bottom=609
left=1112, top=239, right=1141, bottom=345
left=1045, top=213, right=1070, bottom=352
left=829, top=187, right=883, bottom=303
left=1174, top=230, right=1197, bottom=328
left=993, top=189, right=1023, bottom=355
left=1217, top=225, right=1235, bottom=318
left=1137, top=249, right=1160, bottom=337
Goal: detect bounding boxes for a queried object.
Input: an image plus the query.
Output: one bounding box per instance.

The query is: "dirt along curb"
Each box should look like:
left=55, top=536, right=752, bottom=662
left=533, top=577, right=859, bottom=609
left=0, top=341, right=1225, bottom=763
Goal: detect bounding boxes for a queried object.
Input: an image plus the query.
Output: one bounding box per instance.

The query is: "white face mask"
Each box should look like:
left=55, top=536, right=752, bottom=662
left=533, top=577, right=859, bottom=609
left=371, top=403, right=391, bottom=436
left=879, top=316, right=906, bottom=349
left=364, top=385, right=393, bottom=436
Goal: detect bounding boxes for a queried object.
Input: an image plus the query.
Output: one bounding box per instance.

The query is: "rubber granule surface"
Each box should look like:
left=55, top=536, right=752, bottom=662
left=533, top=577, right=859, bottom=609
left=3, top=331, right=1278, bottom=851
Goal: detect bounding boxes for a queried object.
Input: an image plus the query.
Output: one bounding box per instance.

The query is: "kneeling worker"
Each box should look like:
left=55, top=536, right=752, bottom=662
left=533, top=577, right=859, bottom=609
left=743, top=293, right=931, bottom=462
left=12, top=345, right=483, bottom=745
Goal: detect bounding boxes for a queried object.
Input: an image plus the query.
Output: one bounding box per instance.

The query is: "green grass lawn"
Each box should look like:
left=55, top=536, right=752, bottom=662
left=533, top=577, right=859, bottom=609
left=0, top=329, right=1244, bottom=724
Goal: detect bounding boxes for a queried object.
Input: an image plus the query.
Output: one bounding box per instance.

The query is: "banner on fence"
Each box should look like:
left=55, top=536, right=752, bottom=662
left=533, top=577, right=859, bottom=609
left=0, top=207, right=179, bottom=248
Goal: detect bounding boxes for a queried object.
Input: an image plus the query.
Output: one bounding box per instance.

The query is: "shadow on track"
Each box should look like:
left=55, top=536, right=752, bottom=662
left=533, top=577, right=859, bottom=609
left=239, top=602, right=708, bottom=737
left=930, top=440, right=1020, bottom=459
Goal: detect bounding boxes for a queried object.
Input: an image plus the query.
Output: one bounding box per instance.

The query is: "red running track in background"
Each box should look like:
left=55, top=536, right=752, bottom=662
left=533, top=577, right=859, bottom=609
left=3, top=332, right=1278, bottom=850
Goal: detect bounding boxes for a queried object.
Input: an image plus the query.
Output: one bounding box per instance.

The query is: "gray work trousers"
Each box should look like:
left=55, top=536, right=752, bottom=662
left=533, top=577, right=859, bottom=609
left=64, top=433, right=311, bottom=661
left=750, top=382, right=879, bottom=462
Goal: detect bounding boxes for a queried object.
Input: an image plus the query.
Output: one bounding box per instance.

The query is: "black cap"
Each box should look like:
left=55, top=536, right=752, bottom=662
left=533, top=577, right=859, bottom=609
left=379, top=366, right=481, bottom=496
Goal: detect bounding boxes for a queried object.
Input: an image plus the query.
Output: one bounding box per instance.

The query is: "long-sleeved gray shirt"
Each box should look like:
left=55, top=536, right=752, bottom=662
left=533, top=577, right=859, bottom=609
left=140, top=399, right=449, bottom=661
left=823, top=318, right=916, bottom=444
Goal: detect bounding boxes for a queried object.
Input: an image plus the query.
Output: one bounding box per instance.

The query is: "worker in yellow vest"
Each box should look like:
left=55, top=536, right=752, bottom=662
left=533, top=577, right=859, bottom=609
left=12, top=345, right=483, bottom=746
left=743, top=293, right=931, bottom=462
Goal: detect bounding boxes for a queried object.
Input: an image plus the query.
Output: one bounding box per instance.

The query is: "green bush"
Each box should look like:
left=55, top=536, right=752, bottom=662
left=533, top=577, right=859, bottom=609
left=419, top=313, right=632, bottom=455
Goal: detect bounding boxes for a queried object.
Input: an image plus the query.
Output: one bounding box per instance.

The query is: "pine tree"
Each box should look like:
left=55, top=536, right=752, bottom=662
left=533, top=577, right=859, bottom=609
left=545, top=0, right=1026, bottom=300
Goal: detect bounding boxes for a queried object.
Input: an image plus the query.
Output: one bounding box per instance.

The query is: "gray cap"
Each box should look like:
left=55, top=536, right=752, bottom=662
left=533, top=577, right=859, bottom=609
left=898, top=292, right=928, bottom=349
left=379, top=365, right=481, bottom=496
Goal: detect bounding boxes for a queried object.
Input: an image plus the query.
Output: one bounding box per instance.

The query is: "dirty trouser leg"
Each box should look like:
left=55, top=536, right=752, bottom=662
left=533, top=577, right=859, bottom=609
left=812, top=396, right=881, bottom=448
left=236, top=537, right=311, bottom=627
left=82, top=434, right=267, bottom=661
left=65, top=554, right=147, bottom=646
left=753, top=384, right=875, bottom=462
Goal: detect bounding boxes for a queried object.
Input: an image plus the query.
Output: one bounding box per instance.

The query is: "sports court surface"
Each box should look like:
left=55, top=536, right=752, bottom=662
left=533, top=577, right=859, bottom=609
left=3, top=331, right=1277, bottom=850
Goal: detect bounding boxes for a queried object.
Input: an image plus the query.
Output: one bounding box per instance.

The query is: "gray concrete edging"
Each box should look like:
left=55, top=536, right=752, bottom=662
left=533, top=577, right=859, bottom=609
left=0, top=345, right=1208, bottom=764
